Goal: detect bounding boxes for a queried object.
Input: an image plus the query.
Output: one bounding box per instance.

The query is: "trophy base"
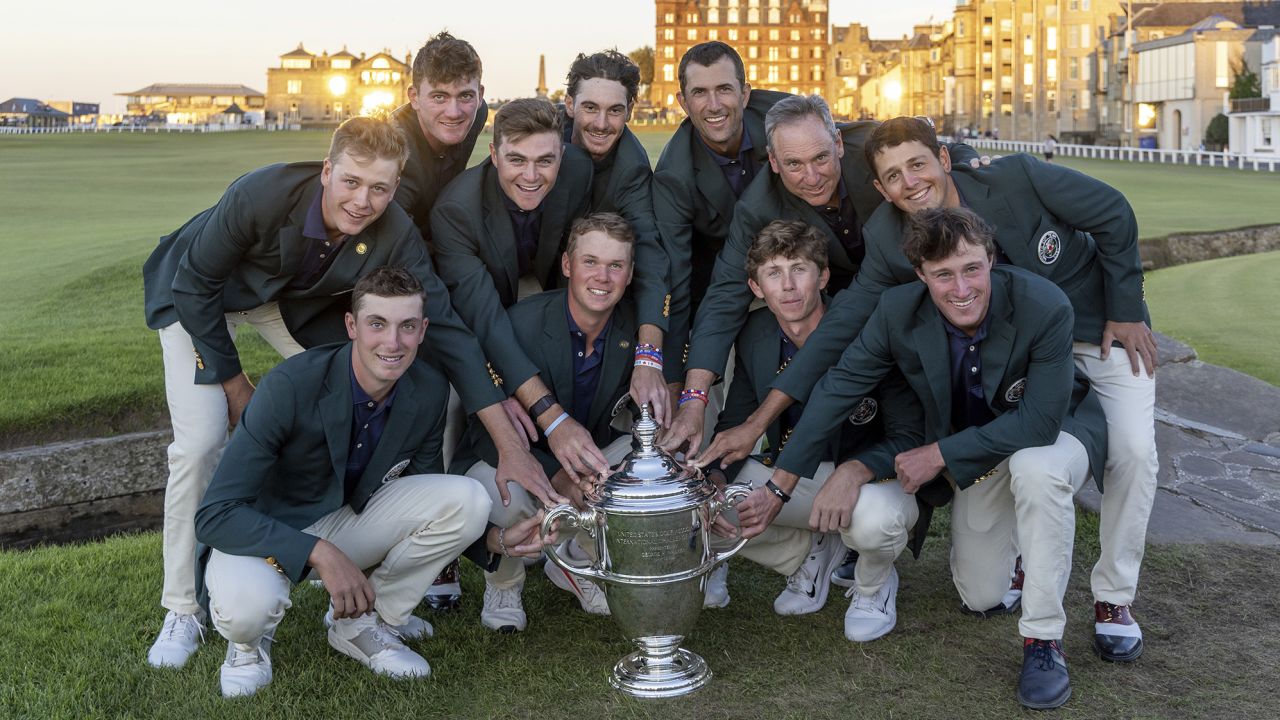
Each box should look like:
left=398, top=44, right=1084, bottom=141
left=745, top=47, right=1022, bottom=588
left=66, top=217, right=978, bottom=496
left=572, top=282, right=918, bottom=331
left=610, top=647, right=711, bottom=699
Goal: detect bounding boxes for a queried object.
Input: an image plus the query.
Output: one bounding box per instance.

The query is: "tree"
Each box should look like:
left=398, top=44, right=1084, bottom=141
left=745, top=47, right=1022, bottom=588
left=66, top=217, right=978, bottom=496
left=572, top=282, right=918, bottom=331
left=1204, top=112, right=1229, bottom=149
left=629, top=46, right=655, bottom=101
left=1229, top=58, right=1261, bottom=100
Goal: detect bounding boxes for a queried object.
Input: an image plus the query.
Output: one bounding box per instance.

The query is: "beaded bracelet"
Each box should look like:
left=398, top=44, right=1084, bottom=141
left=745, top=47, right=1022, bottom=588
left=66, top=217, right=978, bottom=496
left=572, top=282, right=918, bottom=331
left=634, top=344, right=664, bottom=371
left=678, top=388, right=709, bottom=407
left=634, top=358, right=664, bottom=372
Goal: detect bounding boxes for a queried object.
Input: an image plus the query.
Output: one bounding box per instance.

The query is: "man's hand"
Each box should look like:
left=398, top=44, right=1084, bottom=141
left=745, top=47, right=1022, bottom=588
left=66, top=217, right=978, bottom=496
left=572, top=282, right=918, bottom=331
left=1101, top=320, right=1158, bottom=378
left=629, top=366, right=671, bottom=427
left=500, top=396, right=536, bottom=449
left=659, top=401, right=706, bottom=455
left=809, top=461, right=871, bottom=533
left=221, top=372, right=255, bottom=429
left=309, top=539, right=374, bottom=620
left=894, top=443, right=946, bottom=494
left=488, top=511, right=551, bottom=559
left=546, top=417, right=609, bottom=489
left=736, top=485, right=785, bottom=539
left=494, top=444, right=566, bottom=508
left=695, top=421, right=764, bottom=470
left=550, top=469, right=589, bottom=510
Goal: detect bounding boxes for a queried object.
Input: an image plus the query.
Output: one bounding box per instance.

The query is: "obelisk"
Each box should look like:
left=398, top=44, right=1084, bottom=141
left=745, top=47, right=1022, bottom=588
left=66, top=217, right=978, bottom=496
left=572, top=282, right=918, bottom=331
left=536, top=54, right=549, bottom=98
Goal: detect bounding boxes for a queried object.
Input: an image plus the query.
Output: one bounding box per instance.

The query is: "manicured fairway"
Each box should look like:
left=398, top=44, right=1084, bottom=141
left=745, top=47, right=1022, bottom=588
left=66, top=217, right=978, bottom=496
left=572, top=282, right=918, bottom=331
left=1145, top=250, right=1280, bottom=386
left=0, top=129, right=1276, bottom=442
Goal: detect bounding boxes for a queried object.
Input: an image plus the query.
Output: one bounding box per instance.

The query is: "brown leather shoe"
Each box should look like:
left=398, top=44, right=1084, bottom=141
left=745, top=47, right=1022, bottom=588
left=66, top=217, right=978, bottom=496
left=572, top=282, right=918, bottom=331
left=1093, top=601, right=1144, bottom=662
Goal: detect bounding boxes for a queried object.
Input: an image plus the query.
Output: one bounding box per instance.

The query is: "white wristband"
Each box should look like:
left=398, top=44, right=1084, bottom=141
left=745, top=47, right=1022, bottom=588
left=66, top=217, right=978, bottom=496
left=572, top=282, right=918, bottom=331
left=545, top=411, right=571, bottom=437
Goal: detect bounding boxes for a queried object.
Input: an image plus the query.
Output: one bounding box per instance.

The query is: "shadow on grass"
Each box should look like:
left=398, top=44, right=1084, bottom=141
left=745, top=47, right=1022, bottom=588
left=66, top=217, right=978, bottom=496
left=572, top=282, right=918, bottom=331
left=2, top=508, right=1277, bottom=719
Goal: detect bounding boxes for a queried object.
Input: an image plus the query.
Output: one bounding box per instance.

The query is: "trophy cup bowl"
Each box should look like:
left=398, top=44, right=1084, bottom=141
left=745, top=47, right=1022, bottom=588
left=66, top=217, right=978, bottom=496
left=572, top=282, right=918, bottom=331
left=539, top=404, right=750, bottom=698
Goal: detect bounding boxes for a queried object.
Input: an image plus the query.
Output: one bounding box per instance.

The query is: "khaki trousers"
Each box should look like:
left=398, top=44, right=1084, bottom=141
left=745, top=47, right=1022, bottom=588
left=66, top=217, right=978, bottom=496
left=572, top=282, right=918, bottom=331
left=157, top=304, right=304, bottom=615
left=842, top=480, right=921, bottom=597
left=204, top=474, right=491, bottom=642
left=726, top=459, right=835, bottom=577
left=1072, top=342, right=1158, bottom=606
left=466, top=435, right=633, bottom=589
left=951, top=431, right=1090, bottom=640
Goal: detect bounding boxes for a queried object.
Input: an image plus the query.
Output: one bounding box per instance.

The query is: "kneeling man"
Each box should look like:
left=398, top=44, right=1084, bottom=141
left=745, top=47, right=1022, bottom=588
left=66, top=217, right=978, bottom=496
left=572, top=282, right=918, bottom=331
left=194, top=268, right=540, bottom=697
left=709, top=220, right=923, bottom=616
left=766, top=208, right=1105, bottom=710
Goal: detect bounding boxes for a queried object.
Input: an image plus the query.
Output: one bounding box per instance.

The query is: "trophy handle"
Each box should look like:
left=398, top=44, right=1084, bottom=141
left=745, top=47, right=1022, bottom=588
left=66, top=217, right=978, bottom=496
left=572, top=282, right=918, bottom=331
left=540, top=504, right=607, bottom=582
left=707, top=483, right=752, bottom=563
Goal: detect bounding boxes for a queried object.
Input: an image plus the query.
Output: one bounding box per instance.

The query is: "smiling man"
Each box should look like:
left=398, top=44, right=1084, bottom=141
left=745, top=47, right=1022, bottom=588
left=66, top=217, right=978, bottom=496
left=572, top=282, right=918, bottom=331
left=561, top=50, right=676, bottom=425
left=742, top=116, right=1159, bottom=661
left=763, top=208, right=1107, bottom=710
left=431, top=98, right=615, bottom=489
left=193, top=267, right=549, bottom=697
left=142, top=116, right=554, bottom=671
left=453, top=213, right=646, bottom=631
left=391, top=31, right=487, bottom=240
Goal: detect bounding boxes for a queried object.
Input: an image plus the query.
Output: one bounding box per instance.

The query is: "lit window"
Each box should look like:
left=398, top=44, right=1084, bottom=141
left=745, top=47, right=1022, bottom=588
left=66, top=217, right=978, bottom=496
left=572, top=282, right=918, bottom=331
left=728, top=29, right=739, bottom=40
left=708, top=8, right=719, bottom=23
left=1047, top=58, right=1058, bottom=82
left=664, top=28, right=675, bottom=40
left=371, top=58, right=390, bottom=69
left=789, top=47, right=799, bottom=59
left=709, top=29, right=719, bottom=40
left=748, top=46, right=759, bottom=59
left=287, top=80, right=302, bottom=94
left=1024, top=63, right=1034, bottom=85
left=790, top=29, right=800, bottom=41
left=332, top=59, right=351, bottom=70
left=729, top=8, right=739, bottom=22
left=769, top=28, right=779, bottom=40
left=768, top=8, right=779, bottom=23
left=664, top=64, right=675, bottom=82
left=687, top=29, right=698, bottom=40
left=790, top=65, right=800, bottom=81
left=1047, top=27, right=1057, bottom=51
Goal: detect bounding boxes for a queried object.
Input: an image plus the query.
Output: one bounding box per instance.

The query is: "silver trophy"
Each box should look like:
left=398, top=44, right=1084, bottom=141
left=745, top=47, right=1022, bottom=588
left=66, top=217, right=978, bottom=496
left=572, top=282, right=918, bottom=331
left=539, top=403, right=750, bottom=698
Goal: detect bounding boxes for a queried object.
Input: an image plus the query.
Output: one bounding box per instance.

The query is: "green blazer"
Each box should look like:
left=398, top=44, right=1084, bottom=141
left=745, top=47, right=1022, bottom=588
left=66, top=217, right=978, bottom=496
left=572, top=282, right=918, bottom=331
left=194, top=343, right=491, bottom=602
left=776, top=267, right=1107, bottom=491
left=683, top=122, right=883, bottom=377
left=391, top=100, right=488, bottom=239
left=653, top=89, right=790, bottom=378
left=561, top=113, right=673, bottom=343
left=141, top=162, right=503, bottom=414
left=773, top=153, right=1148, bottom=406
left=451, top=289, right=636, bottom=479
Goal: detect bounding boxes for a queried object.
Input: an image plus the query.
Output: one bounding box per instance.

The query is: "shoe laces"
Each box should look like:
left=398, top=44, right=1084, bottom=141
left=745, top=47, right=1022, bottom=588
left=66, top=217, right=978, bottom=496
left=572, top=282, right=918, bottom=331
left=345, top=615, right=406, bottom=656
left=843, top=584, right=878, bottom=612
left=485, top=584, right=523, bottom=610
left=785, top=560, right=818, bottom=596
left=161, top=612, right=205, bottom=644
left=1024, top=638, right=1064, bottom=670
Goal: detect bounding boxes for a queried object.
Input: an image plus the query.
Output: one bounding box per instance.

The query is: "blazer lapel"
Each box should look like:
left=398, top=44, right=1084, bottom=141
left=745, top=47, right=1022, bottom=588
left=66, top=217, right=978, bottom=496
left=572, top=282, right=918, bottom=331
left=545, top=297, right=574, bottom=416
left=980, top=274, right=1016, bottom=408
left=587, top=305, right=636, bottom=431
left=692, top=144, right=738, bottom=224
left=913, top=304, right=953, bottom=434
left=318, top=345, right=354, bottom=484
left=953, top=172, right=1024, bottom=265
left=788, top=190, right=853, bottom=270
left=481, top=165, right=521, bottom=301
left=360, top=371, right=419, bottom=490
left=534, top=150, right=574, bottom=285
left=278, top=181, right=323, bottom=276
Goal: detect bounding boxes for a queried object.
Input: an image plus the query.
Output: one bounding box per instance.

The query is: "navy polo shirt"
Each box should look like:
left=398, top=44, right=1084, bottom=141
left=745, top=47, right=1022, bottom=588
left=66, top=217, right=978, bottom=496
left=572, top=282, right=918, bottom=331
left=698, top=124, right=757, bottom=198
left=345, top=365, right=397, bottom=502
left=566, top=304, right=610, bottom=426
left=289, top=186, right=345, bottom=290
left=816, top=178, right=864, bottom=268
left=943, top=315, right=996, bottom=432
left=501, top=192, right=543, bottom=277
left=778, top=329, right=804, bottom=437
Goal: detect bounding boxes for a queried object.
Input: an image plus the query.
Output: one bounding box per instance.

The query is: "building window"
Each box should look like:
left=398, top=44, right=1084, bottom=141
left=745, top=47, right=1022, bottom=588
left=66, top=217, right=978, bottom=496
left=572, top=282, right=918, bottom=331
left=729, top=8, right=739, bottom=23
left=664, top=28, right=675, bottom=40
left=664, top=64, right=675, bottom=82
left=1080, top=24, right=1092, bottom=49
left=1023, top=92, right=1033, bottom=112
left=748, top=8, right=759, bottom=23
left=687, top=29, right=698, bottom=41
left=687, top=11, right=699, bottom=23
left=790, top=29, right=800, bottom=41
left=769, top=46, right=779, bottom=61
left=1069, top=57, right=1079, bottom=80
left=768, top=65, right=779, bottom=82
left=332, top=59, right=351, bottom=70
left=1024, top=63, right=1035, bottom=85
left=749, top=64, right=759, bottom=81
left=768, top=7, right=780, bottom=23
left=749, top=46, right=759, bottom=59
left=1081, top=91, right=1091, bottom=109
left=1068, top=26, right=1078, bottom=49
left=812, top=27, right=824, bottom=40
left=811, top=66, right=823, bottom=81
left=958, top=19, right=966, bottom=37
left=1047, top=27, right=1057, bottom=51
left=664, top=12, right=675, bottom=23
left=287, top=80, right=302, bottom=94
left=708, top=8, right=719, bottom=23
left=769, top=28, right=779, bottom=40
left=709, top=29, right=719, bottom=40
left=1047, top=58, right=1058, bottom=82
left=1000, top=18, right=1012, bottom=34
left=749, top=29, right=759, bottom=41
left=1002, top=102, right=1013, bottom=116
left=812, top=47, right=823, bottom=59
left=1216, top=41, right=1230, bottom=87
left=1024, top=35, right=1034, bottom=55
left=1048, top=90, right=1057, bottom=112
left=789, top=46, right=800, bottom=59
left=282, top=58, right=311, bottom=70
left=1001, top=74, right=1013, bottom=90
left=789, top=65, right=800, bottom=81
left=663, top=46, right=674, bottom=59
left=729, top=29, right=739, bottom=40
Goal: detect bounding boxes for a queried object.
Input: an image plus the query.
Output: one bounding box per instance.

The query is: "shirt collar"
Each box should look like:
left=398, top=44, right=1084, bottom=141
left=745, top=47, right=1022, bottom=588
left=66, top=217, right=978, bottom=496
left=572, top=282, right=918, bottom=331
left=350, top=360, right=396, bottom=410
left=501, top=188, right=543, bottom=217
left=565, top=302, right=612, bottom=349
left=303, top=183, right=330, bottom=241
left=942, top=312, right=991, bottom=345
left=698, top=122, right=753, bottom=167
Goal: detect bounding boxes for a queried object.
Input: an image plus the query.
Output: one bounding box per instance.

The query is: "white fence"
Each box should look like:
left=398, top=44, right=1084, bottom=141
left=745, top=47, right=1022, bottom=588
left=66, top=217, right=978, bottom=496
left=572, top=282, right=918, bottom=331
left=963, top=138, right=1280, bottom=173
left=0, top=124, right=266, bottom=135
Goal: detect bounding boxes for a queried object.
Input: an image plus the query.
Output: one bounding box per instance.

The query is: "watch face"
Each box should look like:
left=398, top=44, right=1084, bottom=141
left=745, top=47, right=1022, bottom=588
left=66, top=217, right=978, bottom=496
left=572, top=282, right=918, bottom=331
left=611, top=392, right=632, bottom=418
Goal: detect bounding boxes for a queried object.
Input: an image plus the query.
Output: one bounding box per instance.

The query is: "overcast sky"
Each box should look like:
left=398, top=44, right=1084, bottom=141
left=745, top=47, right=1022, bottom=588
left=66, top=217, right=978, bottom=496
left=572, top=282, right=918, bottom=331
left=3, top=1, right=956, bottom=114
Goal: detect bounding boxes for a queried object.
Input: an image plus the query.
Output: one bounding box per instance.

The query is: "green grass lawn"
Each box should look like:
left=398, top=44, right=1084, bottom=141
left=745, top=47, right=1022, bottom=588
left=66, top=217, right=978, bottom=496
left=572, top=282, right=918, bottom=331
left=3, top=510, right=1278, bottom=719
left=1145, top=250, right=1280, bottom=385
left=1, top=129, right=1277, bottom=444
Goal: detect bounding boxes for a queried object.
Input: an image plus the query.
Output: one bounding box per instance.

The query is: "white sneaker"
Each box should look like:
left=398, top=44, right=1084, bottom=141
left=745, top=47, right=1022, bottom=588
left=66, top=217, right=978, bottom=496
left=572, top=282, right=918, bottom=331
left=773, top=533, right=845, bottom=616
left=220, top=636, right=273, bottom=698
left=481, top=582, right=527, bottom=633
left=323, top=605, right=433, bottom=641
left=844, top=566, right=899, bottom=642
left=147, top=610, right=206, bottom=668
left=703, top=563, right=730, bottom=609
left=327, top=614, right=431, bottom=678
left=543, top=560, right=610, bottom=615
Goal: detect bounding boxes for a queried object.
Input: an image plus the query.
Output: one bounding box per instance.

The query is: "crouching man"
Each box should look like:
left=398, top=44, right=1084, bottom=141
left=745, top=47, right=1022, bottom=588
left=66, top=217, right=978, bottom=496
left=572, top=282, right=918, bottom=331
left=194, top=268, right=540, bottom=697
left=764, top=209, right=1106, bottom=710
left=706, top=220, right=923, bottom=616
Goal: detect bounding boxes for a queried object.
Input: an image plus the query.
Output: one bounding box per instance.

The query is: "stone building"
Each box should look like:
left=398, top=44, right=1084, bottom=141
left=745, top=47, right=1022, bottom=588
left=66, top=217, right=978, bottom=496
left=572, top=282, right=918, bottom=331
left=651, top=0, right=829, bottom=111
left=827, top=23, right=900, bottom=119
left=116, top=84, right=265, bottom=125
left=264, top=43, right=411, bottom=127
left=1229, top=27, right=1280, bottom=154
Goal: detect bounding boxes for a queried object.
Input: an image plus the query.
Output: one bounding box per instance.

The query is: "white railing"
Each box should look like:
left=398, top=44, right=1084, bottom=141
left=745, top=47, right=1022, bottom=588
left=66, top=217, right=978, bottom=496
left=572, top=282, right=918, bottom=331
left=959, top=137, right=1280, bottom=173
left=0, top=124, right=267, bottom=135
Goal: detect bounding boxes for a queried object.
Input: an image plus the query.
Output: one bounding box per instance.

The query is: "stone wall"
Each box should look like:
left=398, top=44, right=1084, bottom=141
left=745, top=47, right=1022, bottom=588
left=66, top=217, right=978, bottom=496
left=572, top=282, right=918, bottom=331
left=1139, top=223, right=1280, bottom=271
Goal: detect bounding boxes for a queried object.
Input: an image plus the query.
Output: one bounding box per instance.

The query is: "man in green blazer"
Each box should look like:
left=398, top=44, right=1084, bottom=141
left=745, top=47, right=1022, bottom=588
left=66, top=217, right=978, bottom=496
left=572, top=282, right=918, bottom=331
left=704, top=220, right=926, bottom=618
left=431, top=98, right=619, bottom=486
left=560, top=49, right=677, bottom=424
left=391, top=31, right=488, bottom=239
left=142, top=116, right=558, bottom=670
left=452, top=213, right=642, bottom=632
left=760, top=208, right=1106, bottom=710
left=651, top=41, right=790, bottom=381
left=194, top=268, right=546, bottom=697
left=726, top=116, right=1158, bottom=662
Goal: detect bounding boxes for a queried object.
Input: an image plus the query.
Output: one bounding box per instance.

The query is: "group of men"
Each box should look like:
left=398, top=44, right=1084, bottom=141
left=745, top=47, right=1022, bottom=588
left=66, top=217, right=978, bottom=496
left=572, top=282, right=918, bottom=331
left=140, top=33, right=1157, bottom=711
